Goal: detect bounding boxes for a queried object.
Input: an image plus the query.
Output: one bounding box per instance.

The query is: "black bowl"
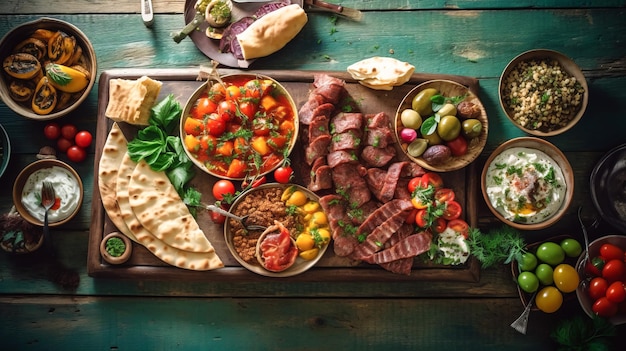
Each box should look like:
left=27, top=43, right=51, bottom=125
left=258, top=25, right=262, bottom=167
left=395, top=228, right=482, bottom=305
left=590, top=143, right=626, bottom=234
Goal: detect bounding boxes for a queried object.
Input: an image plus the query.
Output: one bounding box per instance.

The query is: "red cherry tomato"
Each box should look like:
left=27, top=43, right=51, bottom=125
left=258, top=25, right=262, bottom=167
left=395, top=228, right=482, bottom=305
left=43, top=122, right=61, bottom=140
left=435, top=188, right=455, bottom=203
left=205, top=115, right=226, bottom=137
left=414, top=209, right=428, bottom=228
left=407, top=176, right=422, bottom=193
left=61, top=124, right=78, bottom=140
left=420, top=172, right=444, bottom=189
left=240, top=101, right=258, bottom=119
left=253, top=117, right=271, bottom=136
left=445, top=135, right=468, bottom=156
left=212, top=180, right=236, bottom=201
left=600, top=243, right=624, bottom=261
left=585, top=256, right=606, bottom=277
left=242, top=175, right=267, bottom=189
left=57, top=137, right=73, bottom=153
left=602, top=259, right=626, bottom=283
left=75, top=130, right=92, bottom=148
left=217, top=100, right=237, bottom=122
left=448, top=219, right=469, bottom=238
left=592, top=296, right=619, bottom=318
left=431, top=217, right=447, bottom=234
left=66, top=145, right=87, bottom=162
left=588, top=277, right=609, bottom=301
left=274, top=165, right=293, bottom=184
left=210, top=210, right=226, bottom=224
left=192, top=97, right=218, bottom=119
left=606, top=281, right=626, bottom=303
left=442, top=200, right=462, bottom=220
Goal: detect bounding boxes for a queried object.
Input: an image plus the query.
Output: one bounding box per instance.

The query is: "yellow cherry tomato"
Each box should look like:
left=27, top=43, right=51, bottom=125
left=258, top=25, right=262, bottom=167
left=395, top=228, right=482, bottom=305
left=299, top=248, right=319, bottom=261
left=553, top=263, right=579, bottom=293
left=310, top=211, right=328, bottom=227
left=295, top=233, right=315, bottom=251
left=535, top=286, right=563, bottom=313
left=286, top=190, right=308, bottom=207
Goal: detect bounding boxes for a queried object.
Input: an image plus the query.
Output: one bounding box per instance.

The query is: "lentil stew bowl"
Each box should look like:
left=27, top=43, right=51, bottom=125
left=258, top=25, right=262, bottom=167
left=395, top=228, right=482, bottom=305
left=499, top=49, right=588, bottom=137
left=223, top=183, right=331, bottom=277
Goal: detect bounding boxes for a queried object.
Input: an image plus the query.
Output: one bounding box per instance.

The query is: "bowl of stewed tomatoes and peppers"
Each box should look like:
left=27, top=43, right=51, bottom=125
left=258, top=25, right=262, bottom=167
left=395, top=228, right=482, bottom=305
left=181, top=73, right=298, bottom=180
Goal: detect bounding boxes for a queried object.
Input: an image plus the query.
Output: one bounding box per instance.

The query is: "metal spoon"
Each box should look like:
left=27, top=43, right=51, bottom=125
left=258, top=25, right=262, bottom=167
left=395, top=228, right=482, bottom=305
left=578, top=206, right=590, bottom=266
left=205, top=204, right=267, bottom=231
left=510, top=291, right=537, bottom=335
left=40, top=181, right=56, bottom=255
left=141, top=0, right=154, bottom=27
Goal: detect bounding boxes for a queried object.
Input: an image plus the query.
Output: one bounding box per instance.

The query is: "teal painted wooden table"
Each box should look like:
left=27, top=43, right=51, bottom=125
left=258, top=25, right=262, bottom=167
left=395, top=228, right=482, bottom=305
left=1, top=1, right=625, bottom=349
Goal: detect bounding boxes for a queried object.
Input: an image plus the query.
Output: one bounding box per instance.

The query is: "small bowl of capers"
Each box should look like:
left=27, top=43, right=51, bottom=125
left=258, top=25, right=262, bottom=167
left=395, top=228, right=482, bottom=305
left=394, top=79, right=489, bottom=172
left=0, top=17, right=97, bottom=120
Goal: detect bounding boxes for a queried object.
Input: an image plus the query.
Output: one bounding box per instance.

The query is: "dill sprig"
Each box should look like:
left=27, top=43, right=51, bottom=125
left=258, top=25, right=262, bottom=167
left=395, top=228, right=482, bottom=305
left=466, top=225, right=527, bottom=268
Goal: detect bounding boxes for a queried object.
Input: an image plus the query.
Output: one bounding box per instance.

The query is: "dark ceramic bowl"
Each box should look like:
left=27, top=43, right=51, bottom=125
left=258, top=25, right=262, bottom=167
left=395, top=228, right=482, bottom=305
left=590, top=144, right=626, bottom=234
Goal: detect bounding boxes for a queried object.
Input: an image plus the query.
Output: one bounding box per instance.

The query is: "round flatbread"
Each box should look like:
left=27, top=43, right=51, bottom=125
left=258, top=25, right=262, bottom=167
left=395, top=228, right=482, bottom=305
left=128, top=159, right=214, bottom=253
left=116, top=154, right=222, bottom=270
left=347, top=57, right=415, bottom=90
left=98, top=123, right=138, bottom=242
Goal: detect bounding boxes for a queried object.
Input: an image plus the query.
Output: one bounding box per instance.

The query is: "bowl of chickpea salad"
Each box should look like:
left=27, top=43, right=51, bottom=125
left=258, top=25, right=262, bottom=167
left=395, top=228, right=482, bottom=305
left=499, top=49, right=588, bottom=137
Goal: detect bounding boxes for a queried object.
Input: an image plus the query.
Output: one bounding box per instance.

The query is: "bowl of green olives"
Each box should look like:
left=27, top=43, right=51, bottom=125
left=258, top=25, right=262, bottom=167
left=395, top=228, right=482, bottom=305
left=0, top=17, right=97, bottom=120
left=499, top=49, right=588, bottom=137
left=394, top=79, right=488, bottom=172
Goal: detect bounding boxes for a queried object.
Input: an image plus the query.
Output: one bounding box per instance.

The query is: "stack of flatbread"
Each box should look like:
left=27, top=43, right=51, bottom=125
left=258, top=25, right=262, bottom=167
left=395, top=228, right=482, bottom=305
left=347, top=57, right=415, bottom=91
left=98, top=123, right=223, bottom=270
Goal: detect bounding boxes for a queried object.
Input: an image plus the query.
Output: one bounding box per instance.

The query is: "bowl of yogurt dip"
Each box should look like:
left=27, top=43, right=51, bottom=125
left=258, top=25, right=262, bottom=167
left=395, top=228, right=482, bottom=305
left=12, top=159, right=83, bottom=227
left=481, top=137, right=574, bottom=230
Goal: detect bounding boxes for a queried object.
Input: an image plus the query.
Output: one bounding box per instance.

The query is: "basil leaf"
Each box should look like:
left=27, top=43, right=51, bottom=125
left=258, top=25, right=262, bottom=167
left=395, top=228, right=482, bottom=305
left=150, top=94, right=182, bottom=135
left=420, top=116, right=438, bottom=136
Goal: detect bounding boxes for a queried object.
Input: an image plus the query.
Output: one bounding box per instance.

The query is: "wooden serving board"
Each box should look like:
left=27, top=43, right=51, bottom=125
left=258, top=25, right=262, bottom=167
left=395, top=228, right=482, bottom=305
left=87, top=68, right=481, bottom=282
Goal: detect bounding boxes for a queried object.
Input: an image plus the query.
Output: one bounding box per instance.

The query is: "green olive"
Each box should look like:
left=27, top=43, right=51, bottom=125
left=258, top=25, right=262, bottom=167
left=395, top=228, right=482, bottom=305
left=437, top=103, right=457, bottom=117
left=411, top=88, right=438, bottom=117
left=437, top=115, right=461, bottom=141
left=400, top=108, right=422, bottom=129
left=422, top=130, right=442, bottom=145
left=407, top=138, right=428, bottom=157
left=462, top=119, right=483, bottom=139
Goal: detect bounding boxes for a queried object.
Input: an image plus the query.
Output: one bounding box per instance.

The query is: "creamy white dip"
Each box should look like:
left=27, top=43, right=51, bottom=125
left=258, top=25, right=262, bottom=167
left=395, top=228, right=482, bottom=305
left=485, top=147, right=566, bottom=224
left=437, top=227, right=469, bottom=265
left=21, top=166, right=81, bottom=223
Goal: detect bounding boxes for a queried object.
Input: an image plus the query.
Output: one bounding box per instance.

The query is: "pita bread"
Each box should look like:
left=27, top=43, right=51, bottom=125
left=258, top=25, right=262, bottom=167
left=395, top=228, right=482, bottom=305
left=98, top=123, right=138, bottom=242
left=128, top=159, right=214, bottom=253
left=347, top=57, right=415, bottom=90
left=116, top=154, right=223, bottom=270
left=105, top=76, right=162, bottom=126
left=236, top=4, right=308, bottom=60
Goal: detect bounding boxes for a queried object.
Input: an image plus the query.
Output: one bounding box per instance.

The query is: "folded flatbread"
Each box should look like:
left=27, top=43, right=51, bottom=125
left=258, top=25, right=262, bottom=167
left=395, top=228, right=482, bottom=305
left=98, top=123, right=138, bottom=242
left=236, top=4, right=308, bottom=60
left=128, top=159, right=215, bottom=253
left=347, top=57, right=415, bottom=90
left=117, top=154, right=223, bottom=270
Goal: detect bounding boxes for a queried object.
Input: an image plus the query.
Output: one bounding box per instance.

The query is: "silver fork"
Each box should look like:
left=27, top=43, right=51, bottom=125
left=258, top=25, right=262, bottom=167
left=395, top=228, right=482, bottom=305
left=41, top=181, right=56, bottom=254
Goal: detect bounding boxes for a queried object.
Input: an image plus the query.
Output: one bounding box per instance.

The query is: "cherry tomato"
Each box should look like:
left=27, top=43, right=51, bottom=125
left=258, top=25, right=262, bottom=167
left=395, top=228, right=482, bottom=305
left=210, top=210, right=226, bottom=224
left=253, top=117, right=272, bottom=136
left=205, top=116, right=226, bottom=137
left=408, top=176, right=422, bottom=193
left=447, top=219, right=469, bottom=238
left=600, top=243, right=624, bottom=261
left=414, top=209, right=428, bottom=228
left=420, top=172, right=444, bottom=189
left=585, top=256, right=606, bottom=277
left=209, top=83, right=226, bottom=102
left=192, top=97, right=218, bottom=119
left=268, top=135, right=288, bottom=150
left=405, top=208, right=418, bottom=225
left=243, top=175, right=267, bottom=189
left=435, top=188, right=455, bottom=203
left=225, top=85, right=242, bottom=100
left=592, top=296, right=618, bottom=318
left=66, top=145, right=86, bottom=162
left=445, top=135, right=468, bottom=156
left=442, top=200, right=462, bottom=220
left=431, top=217, right=447, bottom=234
left=552, top=263, right=579, bottom=293
left=588, top=277, right=609, bottom=301
left=239, top=101, right=258, bottom=119
left=411, top=195, right=429, bottom=209
left=274, top=165, right=293, bottom=184
left=217, top=100, right=237, bottom=121
left=606, top=281, right=626, bottom=303
left=57, top=137, right=73, bottom=153
left=244, top=79, right=262, bottom=99
left=75, top=130, right=92, bottom=148
left=212, top=180, right=235, bottom=201
left=43, top=122, right=61, bottom=140
left=61, top=124, right=78, bottom=140
left=602, top=259, right=626, bottom=283
left=535, top=286, right=563, bottom=313
left=226, top=159, right=246, bottom=179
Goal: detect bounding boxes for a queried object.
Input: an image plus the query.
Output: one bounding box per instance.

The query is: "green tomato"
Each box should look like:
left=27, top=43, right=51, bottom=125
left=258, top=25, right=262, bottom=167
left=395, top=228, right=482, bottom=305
left=517, top=271, right=539, bottom=293
left=535, top=263, right=554, bottom=286
left=560, top=238, right=582, bottom=258
left=536, top=242, right=565, bottom=266
left=518, top=252, right=538, bottom=272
